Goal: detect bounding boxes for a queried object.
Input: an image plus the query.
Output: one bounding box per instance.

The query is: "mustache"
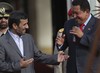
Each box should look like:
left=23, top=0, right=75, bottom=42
left=1, top=21, right=7, bottom=23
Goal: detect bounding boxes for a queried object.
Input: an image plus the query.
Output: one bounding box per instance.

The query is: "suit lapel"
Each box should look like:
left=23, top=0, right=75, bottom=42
left=22, top=36, right=27, bottom=56
left=83, top=16, right=96, bottom=33
left=6, top=32, right=23, bottom=58
left=22, top=35, right=30, bottom=59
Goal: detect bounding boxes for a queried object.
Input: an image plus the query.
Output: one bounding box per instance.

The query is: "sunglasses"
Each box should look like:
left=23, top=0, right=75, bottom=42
left=0, top=17, right=9, bottom=19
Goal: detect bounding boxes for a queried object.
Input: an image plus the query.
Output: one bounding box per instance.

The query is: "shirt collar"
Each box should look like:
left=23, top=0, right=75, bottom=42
left=84, top=14, right=92, bottom=26
left=8, top=30, right=22, bottom=39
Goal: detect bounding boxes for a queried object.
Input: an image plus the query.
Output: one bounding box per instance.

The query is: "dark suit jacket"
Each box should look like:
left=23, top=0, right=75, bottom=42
left=62, top=15, right=99, bottom=73
left=0, top=31, right=58, bottom=73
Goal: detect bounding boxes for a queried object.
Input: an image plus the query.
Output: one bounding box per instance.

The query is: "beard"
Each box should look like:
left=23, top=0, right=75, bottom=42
left=0, top=23, right=8, bottom=29
left=16, top=30, right=26, bottom=37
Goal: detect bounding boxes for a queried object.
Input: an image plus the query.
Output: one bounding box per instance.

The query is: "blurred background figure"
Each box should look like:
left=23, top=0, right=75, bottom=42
left=54, top=7, right=73, bottom=73
left=54, top=28, right=65, bottom=73
left=68, top=8, right=74, bottom=19
left=84, top=19, right=100, bottom=73
left=0, top=2, right=14, bottom=36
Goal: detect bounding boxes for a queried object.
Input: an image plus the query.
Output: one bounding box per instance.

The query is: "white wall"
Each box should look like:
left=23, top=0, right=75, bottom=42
left=35, top=0, right=52, bottom=51
left=88, top=0, right=100, bottom=15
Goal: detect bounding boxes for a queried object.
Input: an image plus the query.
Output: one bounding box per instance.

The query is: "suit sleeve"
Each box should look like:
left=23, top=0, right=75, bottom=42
left=29, top=35, right=59, bottom=65
left=0, top=40, right=21, bottom=72
left=80, top=32, right=94, bottom=48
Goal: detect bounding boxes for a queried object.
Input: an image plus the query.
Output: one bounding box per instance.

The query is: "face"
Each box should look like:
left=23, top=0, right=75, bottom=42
left=14, top=19, right=29, bottom=36
left=0, top=16, right=9, bottom=29
left=72, top=5, right=89, bottom=24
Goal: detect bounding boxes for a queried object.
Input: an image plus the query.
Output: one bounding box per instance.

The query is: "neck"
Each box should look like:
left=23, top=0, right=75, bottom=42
left=9, top=29, right=16, bottom=35
left=9, top=29, right=22, bottom=37
left=83, top=13, right=90, bottom=24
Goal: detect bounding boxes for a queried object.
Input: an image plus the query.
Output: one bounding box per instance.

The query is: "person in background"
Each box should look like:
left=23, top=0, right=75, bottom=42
left=0, top=2, right=14, bottom=36
left=54, top=28, right=65, bottom=73
left=0, top=11, right=69, bottom=73
left=56, top=0, right=99, bottom=73
left=54, top=8, right=73, bottom=73
left=68, top=8, right=74, bottom=19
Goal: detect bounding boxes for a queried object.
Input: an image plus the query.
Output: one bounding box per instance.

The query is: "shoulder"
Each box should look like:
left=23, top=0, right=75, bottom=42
left=22, top=33, right=35, bottom=41
left=0, top=35, right=8, bottom=45
left=64, top=19, right=76, bottom=26
left=23, top=33, right=31, bottom=37
left=91, top=14, right=98, bottom=21
left=23, top=33, right=33, bottom=38
left=0, top=33, right=8, bottom=40
left=90, top=15, right=99, bottom=26
left=64, top=18, right=76, bottom=28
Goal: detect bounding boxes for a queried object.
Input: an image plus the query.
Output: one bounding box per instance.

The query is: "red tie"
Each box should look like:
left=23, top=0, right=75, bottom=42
left=80, top=24, right=85, bottom=31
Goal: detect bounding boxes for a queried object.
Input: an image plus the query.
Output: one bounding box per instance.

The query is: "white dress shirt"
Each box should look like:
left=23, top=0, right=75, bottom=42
left=8, top=30, right=24, bottom=56
left=83, top=14, right=92, bottom=29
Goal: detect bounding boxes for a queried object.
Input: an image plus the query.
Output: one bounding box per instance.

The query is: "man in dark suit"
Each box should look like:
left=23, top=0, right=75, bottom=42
left=0, top=2, right=14, bottom=36
left=56, top=0, right=99, bottom=73
left=0, top=11, right=69, bottom=73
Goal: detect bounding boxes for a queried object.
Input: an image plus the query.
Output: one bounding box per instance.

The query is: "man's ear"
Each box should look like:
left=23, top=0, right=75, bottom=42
left=86, top=9, right=90, bottom=13
left=12, top=23, right=17, bottom=29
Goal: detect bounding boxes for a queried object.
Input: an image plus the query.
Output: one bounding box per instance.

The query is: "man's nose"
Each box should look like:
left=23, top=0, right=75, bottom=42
left=26, top=24, right=29, bottom=29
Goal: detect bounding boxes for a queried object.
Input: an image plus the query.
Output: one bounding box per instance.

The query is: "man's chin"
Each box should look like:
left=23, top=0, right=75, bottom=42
left=0, top=25, right=8, bottom=29
left=21, top=32, right=26, bottom=35
left=76, top=20, right=82, bottom=24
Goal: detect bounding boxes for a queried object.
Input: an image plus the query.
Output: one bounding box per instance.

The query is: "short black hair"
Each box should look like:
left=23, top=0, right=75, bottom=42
left=72, top=0, right=90, bottom=12
left=8, top=11, right=28, bottom=29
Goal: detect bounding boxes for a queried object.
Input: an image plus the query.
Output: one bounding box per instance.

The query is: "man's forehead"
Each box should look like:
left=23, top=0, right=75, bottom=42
left=72, top=5, right=81, bottom=12
left=72, top=5, right=80, bottom=10
left=20, top=19, right=28, bottom=23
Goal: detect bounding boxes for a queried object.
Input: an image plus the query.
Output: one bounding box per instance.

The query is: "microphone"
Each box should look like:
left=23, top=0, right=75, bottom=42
left=73, top=35, right=76, bottom=42
left=72, top=26, right=77, bottom=42
left=72, top=22, right=80, bottom=42
left=56, top=28, right=64, bottom=50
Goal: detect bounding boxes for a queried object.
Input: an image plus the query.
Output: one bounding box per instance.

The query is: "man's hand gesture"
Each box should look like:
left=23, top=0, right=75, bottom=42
left=20, top=58, right=34, bottom=68
left=57, top=51, right=69, bottom=62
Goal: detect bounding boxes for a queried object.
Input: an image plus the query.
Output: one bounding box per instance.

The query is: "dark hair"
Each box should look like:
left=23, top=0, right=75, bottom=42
left=8, top=11, right=28, bottom=29
left=72, top=0, right=90, bottom=12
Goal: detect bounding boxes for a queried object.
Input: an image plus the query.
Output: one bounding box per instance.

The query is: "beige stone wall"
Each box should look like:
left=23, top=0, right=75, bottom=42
left=28, top=0, right=53, bottom=54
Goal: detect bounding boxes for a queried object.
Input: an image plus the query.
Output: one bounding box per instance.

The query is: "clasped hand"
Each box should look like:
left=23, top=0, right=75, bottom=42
left=55, top=34, right=65, bottom=45
left=70, top=26, right=84, bottom=38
